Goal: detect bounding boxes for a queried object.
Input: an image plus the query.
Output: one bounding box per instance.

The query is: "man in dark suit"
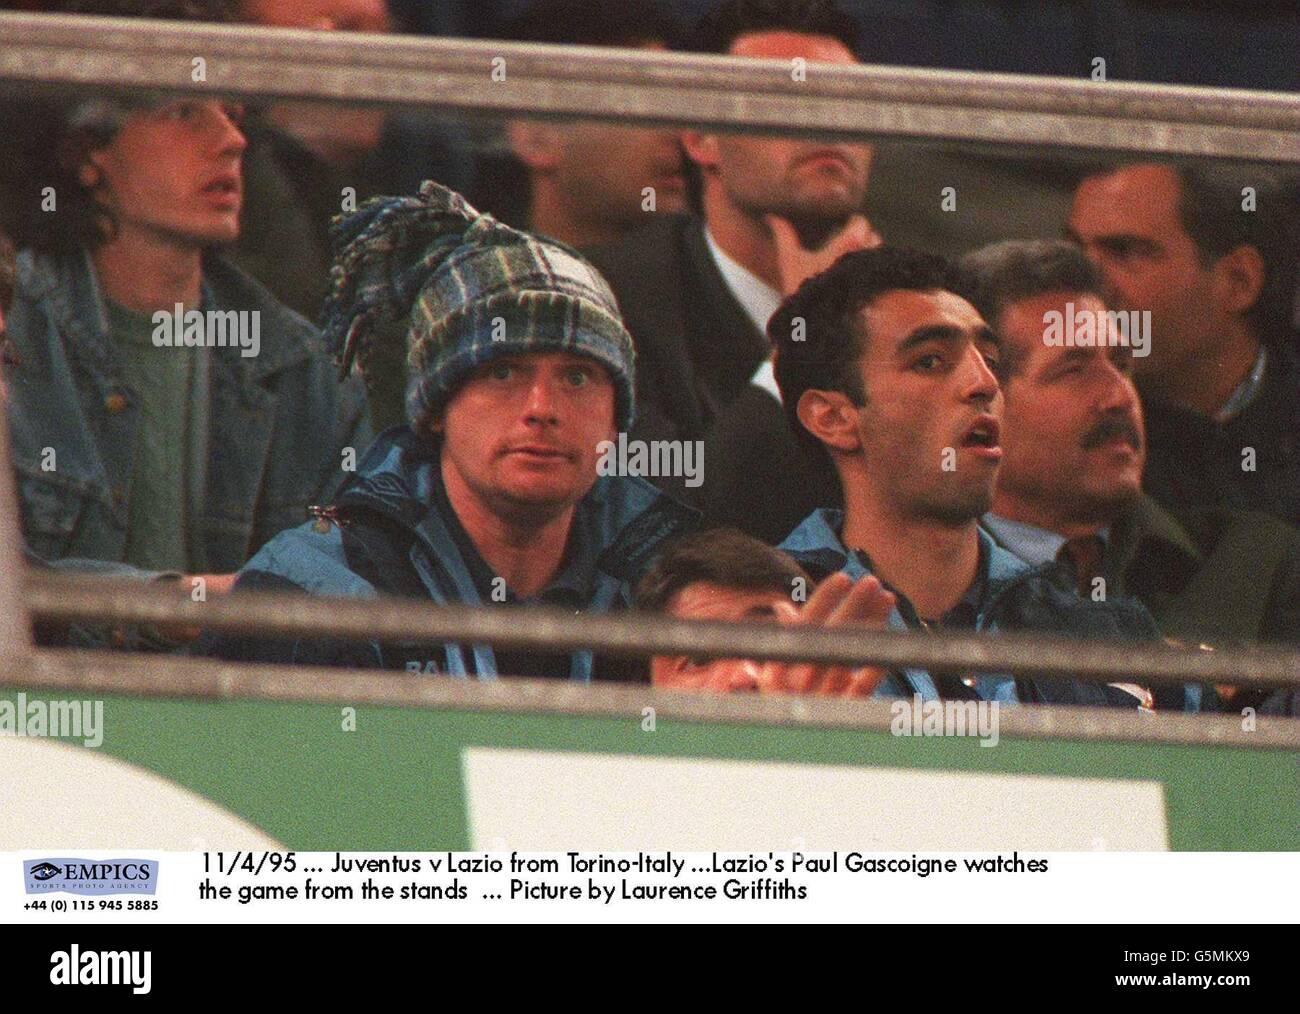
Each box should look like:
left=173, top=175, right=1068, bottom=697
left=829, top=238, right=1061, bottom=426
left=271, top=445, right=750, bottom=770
left=1067, top=162, right=1299, bottom=525
left=585, top=0, right=875, bottom=514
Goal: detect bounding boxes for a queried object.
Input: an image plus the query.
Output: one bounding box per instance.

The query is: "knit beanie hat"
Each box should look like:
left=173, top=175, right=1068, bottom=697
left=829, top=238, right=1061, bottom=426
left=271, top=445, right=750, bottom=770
left=323, top=181, right=636, bottom=432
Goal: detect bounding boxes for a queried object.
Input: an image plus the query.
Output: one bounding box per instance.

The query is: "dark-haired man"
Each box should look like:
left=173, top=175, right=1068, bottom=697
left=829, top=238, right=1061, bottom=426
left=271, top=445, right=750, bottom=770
left=771, top=246, right=1188, bottom=708
left=959, top=238, right=1296, bottom=713
left=1067, top=162, right=1299, bottom=524
left=636, top=527, right=894, bottom=696
left=585, top=0, right=875, bottom=498
left=0, top=1, right=370, bottom=624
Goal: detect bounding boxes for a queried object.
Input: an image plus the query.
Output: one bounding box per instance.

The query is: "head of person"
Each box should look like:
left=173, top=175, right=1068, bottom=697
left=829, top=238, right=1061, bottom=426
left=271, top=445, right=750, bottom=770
left=1067, top=161, right=1297, bottom=381
left=500, top=0, right=687, bottom=245
left=235, top=0, right=392, bottom=165
left=636, top=528, right=808, bottom=692
left=771, top=246, right=1003, bottom=526
left=957, top=240, right=1145, bottom=533
left=680, top=0, right=870, bottom=247
left=3, top=0, right=245, bottom=256
left=324, top=183, right=635, bottom=526
left=237, top=0, right=389, bottom=31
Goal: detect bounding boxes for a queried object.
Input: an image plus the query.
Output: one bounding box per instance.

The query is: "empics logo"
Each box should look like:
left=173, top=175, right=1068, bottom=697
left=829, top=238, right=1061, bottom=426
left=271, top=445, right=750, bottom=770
left=24, top=859, right=158, bottom=896
left=50, top=946, right=151, bottom=995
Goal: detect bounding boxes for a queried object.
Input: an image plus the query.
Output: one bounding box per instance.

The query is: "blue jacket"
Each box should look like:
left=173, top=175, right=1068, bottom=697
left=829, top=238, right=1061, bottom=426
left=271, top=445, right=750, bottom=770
left=778, top=509, right=1197, bottom=709
left=6, top=248, right=372, bottom=579
left=200, top=426, right=700, bottom=679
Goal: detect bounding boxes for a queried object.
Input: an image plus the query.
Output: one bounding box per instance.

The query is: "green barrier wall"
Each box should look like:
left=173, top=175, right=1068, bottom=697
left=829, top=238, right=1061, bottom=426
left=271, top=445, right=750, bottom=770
left=5, top=690, right=1294, bottom=851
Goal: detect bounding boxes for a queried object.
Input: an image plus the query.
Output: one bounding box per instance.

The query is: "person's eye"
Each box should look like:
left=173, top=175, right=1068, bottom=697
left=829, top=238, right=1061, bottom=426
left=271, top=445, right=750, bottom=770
left=164, top=101, right=203, bottom=122
left=222, top=102, right=246, bottom=126
left=489, top=362, right=514, bottom=381
left=914, top=353, right=944, bottom=372
left=564, top=367, right=590, bottom=387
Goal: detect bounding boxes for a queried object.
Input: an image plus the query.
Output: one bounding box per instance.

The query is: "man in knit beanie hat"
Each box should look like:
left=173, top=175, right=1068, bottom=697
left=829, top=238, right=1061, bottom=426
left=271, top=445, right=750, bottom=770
left=200, top=183, right=697, bottom=681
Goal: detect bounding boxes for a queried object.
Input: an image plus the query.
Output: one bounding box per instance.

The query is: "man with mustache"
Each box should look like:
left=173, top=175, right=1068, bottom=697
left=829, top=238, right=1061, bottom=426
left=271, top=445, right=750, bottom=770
left=201, top=183, right=697, bottom=677
left=585, top=0, right=875, bottom=506
left=771, top=246, right=1177, bottom=708
left=960, top=239, right=1297, bottom=712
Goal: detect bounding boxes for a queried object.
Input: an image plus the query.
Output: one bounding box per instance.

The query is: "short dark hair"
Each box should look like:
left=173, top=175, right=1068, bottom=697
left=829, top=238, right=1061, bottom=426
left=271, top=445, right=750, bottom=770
left=956, top=239, right=1104, bottom=378
left=1173, top=163, right=1297, bottom=350
left=55, top=0, right=234, bottom=18
left=1081, top=160, right=1299, bottom=350
left=634, top=528, right=808, bottom=614
left=496, top=0, right=680, bottom=47
left=686, top=0, right=859, bottom=55
left=769, top=245, right=961, bottom=455
left=0, top=0, right=236, bottom=255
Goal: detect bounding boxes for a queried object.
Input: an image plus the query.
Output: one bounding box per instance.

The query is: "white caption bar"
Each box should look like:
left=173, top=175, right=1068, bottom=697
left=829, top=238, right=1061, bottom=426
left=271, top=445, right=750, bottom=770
left=3, top=851, right=1295, bottom=924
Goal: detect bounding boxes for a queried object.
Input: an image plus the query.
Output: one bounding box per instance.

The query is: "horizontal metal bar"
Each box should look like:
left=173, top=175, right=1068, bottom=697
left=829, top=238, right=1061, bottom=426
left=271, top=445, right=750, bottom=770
left=1, top=648, right=1294, bottom=750
left=24, top=571, right=1300, bottom=690
left=0, top=13, right=1297, bottom=161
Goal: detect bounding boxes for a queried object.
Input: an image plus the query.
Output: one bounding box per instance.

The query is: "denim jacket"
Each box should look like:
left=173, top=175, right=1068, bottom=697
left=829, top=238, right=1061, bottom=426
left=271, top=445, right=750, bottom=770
left=5, top=248, right=372, bottom=582
left=778, top=508, right=1192, bottom=709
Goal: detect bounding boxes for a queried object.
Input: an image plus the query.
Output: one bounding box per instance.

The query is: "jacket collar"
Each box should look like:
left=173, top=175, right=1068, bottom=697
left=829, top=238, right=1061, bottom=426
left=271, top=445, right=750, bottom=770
left=779, top=507, right=1038, bottom=611
left=16, top=247, right=318, bottom=383
left=335, top=427, right=699, bottom=591
left=1109, top=493, right=1203, bottom=578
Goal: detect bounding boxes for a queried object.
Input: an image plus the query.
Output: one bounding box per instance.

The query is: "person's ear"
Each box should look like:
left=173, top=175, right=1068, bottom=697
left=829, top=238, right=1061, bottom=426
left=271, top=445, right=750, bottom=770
left=506, top=121, right=564, bottom=171
left=1211, top=244, right=1266, bottom=319
left=796, top=389, right=862, bottom=454
left=681, top=129, right=720, bottom=172
left=75, top=145, right=108, bottom=191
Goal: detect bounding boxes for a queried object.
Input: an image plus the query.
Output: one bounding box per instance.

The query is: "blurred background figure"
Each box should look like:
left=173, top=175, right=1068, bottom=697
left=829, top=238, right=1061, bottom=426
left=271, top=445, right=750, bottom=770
left=1067, top=162, right=1299, bottom=525
left=230, top=0, right=398, bottom=321
left=477, top=0, right=688, bottom=248
left=585, top=0, right=874, bottom=522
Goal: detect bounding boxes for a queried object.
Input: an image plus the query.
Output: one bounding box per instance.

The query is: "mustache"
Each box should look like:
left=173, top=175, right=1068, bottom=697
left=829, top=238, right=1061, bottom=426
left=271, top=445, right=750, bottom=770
left=1081, top=413, right=1143, bottom=451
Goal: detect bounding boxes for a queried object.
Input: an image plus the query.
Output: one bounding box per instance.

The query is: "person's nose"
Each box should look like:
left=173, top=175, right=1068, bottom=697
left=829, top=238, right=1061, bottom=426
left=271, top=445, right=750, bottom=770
left=959, top=343, right=1000, bottom=404
left=212, top=106, right=247, bottom=159
left=717, top=658, right=761, bottom=693
left=1096, top=357, right=1140, bottom=416
left=522, top=375, right=561, bottom=426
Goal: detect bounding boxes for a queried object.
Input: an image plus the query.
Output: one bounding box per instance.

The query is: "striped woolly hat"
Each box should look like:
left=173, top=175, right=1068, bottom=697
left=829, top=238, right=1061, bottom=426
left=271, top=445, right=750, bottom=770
left=323, top=181, right=636, bottom=431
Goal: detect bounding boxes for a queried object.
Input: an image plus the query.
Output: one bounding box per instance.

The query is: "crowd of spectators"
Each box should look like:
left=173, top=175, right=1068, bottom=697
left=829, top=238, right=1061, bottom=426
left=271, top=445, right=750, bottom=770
left=1, top=0, right=1296, bottom=716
